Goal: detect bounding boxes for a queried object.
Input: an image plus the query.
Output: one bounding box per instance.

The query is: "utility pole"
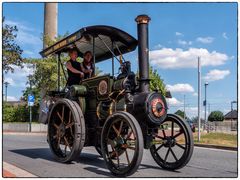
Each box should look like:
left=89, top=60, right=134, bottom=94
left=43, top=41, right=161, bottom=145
left=183, top=94, right=186, bottom=120
left=204, top=82, right=209, bottom=124
left=231, top=101, right=237, bottom=130
left=198, top=57, right=201, bottom=142
left=4, top=82, right=9, bottom=102
left=208, top=103, right=210, bottom=116
left=43, top=3, right=58, bottom=48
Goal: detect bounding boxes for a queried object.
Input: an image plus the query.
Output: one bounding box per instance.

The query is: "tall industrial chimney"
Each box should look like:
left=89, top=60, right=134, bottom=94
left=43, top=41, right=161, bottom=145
left=135, top=15, right=151, bottom=93
left=43, top=3, right=58, bottom=49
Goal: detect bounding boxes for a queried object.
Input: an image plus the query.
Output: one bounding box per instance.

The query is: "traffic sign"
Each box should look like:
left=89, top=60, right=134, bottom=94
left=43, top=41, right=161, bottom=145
left=28, top=94, right=35, bottom=106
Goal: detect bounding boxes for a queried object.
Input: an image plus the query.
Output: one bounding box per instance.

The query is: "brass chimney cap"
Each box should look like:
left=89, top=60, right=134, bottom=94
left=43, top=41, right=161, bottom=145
left=135, top=14, right=151, bottom=24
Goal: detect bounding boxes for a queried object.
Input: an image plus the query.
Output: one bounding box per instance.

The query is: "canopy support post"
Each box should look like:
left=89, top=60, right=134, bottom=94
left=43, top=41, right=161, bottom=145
left=57, top=53, right=60, bottom=91
left=111, top=40, right=114, bottom=76
left=92, top=36, right=96, bottom=77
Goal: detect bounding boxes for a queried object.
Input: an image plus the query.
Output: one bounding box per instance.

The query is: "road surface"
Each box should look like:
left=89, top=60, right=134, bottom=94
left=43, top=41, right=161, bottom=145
left=3, top=133, right=238, bottom=177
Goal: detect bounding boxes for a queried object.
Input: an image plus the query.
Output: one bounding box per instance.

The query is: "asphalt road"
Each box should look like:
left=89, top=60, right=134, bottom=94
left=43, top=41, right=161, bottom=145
left=3, top=133, right=238, bottom=177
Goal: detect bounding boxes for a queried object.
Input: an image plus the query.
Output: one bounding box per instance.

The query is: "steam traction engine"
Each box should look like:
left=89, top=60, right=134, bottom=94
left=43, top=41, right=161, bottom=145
left=39, top=15, right=194, bottom=176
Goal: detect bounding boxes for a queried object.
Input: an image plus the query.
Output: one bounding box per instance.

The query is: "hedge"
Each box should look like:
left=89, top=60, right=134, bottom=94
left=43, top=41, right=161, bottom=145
left=3, top=103, right=39, bottom=122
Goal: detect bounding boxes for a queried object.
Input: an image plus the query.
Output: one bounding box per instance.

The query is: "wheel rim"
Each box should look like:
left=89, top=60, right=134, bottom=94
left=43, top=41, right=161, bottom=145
left=101, top=112, right=143, bottom=176
left=150, top=115, right=193, bottom=169
left=49, top=103, right=75, bottom=158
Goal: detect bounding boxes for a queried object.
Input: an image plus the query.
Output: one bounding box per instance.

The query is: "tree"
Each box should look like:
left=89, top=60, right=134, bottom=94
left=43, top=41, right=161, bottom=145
left=3, top=17, right=23, bottom=73
left=208, top=111, right=224, bottom=122
left=149, top=66, right=166, bottom=95
left=175, top=110, right=187, bottom=119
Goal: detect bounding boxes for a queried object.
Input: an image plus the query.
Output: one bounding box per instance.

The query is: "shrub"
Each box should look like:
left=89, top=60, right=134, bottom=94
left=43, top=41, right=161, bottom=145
left=208, top=111, right=224, bottom=122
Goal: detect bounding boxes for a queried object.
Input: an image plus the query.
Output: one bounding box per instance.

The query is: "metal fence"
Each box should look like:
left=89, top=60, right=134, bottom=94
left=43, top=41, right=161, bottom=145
left=193, top=121, right=237, bottom=133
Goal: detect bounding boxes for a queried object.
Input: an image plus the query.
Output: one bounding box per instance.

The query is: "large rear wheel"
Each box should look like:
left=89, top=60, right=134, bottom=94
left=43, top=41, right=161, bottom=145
left=150, top=114, right=194, bottom=170
left=48, top=98, right=85, bottom=163
left=101, top=111, right=143, bottom=176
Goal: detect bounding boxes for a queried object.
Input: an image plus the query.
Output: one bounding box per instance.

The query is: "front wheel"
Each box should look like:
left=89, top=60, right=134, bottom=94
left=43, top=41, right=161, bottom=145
left=150, top=114, right=194, bottom=170
left=48, top=99, right=85, bottom=163
left=101, top=111, right=143, bottom=176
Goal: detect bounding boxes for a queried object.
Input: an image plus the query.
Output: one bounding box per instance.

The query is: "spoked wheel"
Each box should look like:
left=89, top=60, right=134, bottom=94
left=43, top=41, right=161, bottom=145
left=150, top=114, right=194, bottom=170
left=48, top=98, right=85, bottom=163
left=101, top=111, right=143, bottom=177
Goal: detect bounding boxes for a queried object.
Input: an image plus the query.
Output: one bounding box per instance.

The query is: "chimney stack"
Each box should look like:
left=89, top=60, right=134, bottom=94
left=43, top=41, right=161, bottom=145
left=135, top=15, right=151, bottom=93
left=43, top=3, right=58, bottom=49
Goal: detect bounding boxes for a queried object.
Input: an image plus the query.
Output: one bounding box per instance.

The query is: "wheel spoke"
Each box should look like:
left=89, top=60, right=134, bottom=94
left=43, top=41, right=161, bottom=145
left=125, top=150, right=130, bottom=165
left=126, top=130, right=133, bottom=140
left=64, top=136, right=72, bottom=151
left=112, top=124, right=120, bottom=136
left=57, top=112, right=64, bottom=123
left=169, top=147, right=178, bottom=161
left=164, top=147, right=170, bottom=164
left=118, top=120, right=123, bottom=137
left=162, top=129, right=166, bottom=138
left=176, top=142, right=186, bottom=150
left=155, top=144, right=164, bottom=153
left=173, top=131, right=183, bottom=139
left=62, top=105, right=65, bottom=123
left=64, top=144, right=67, bottom=155
left=66, top=122, right=74, bottom=129
left=57, top=136, right=61, bottom=148
left=171, top=121, right=174, bottom=137
left=53, top=123, right=59, bottom=129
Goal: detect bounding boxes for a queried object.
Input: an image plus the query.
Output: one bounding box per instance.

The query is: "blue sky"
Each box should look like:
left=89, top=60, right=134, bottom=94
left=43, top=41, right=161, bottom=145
left=3, top=2, right=237, bottom=118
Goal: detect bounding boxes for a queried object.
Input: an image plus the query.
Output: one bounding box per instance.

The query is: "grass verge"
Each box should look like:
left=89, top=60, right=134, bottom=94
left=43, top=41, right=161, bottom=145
left=193, top=132, right=237, bottom=147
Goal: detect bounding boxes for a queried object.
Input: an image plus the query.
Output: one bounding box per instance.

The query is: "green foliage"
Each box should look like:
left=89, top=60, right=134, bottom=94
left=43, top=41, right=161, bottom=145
left=3, top=103, right=39, bottom=122
left=208, top=111, right=224, bottom=122
left=2, top=17, right=23, bottom=73
left=149, top=67, right=166, bottom=95
left=175, top=110, right=187, bottom=119
left=42, top=32, right=70, bottom=47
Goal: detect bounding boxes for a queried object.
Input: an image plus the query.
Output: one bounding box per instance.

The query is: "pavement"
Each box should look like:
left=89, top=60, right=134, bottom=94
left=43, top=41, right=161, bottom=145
left=2, top=132, right=238, bottom=177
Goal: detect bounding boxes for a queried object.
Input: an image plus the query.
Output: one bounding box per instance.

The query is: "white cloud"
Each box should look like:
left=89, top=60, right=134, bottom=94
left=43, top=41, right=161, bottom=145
left=203, top=69, right=230, bottom=82
left=6, top=96, right=18, bottom=101
left=153, top=44, right=164, bottom=49
left=166, top=83, right=194, bottom=93
left=196, top=37, right=214, bottom=44
left=150, top=48, right=229, bottom=69
left=4, top=20, right=42, bottom=57
left=176, top=32, right=183, bottom=36
left=4, top=63, right=35, bottom=88
left=4, top=77, right=15, bottom=86
left=177, top=39, right=192, bottom=46
left=166, top=97, right=183, bottom=106
left=222, top=32, right=228, bottom=40
left=5, top=20, right=35, bottom=32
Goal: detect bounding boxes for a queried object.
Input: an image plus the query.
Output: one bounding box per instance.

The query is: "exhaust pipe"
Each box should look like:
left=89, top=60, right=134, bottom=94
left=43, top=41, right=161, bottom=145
left=135, top=15, right=151, bottom=93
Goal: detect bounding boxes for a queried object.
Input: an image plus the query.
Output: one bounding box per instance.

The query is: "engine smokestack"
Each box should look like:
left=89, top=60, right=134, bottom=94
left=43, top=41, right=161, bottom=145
left=135, top=15, right=151, bottom=93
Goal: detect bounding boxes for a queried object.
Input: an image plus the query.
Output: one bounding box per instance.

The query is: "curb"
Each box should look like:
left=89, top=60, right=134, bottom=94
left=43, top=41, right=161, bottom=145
left=3, top=161, right=37, bottom=177
left=194, top=143, right=237, bottom=151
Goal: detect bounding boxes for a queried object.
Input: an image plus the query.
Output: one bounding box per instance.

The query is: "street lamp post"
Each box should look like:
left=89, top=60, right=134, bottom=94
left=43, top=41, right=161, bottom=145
left=231, top=101, right=237, bottom=130
left=28, top=75, right=33, bottom=132
left=4, top=82, right=9, bottom=102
